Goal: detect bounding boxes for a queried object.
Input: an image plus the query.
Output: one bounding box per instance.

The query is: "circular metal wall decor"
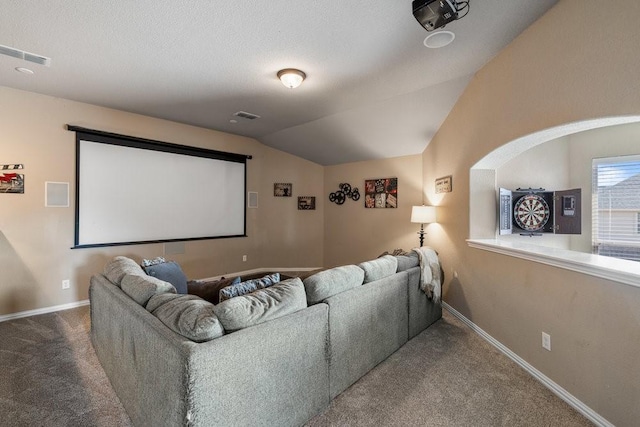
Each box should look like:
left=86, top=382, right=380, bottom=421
left=329, top=183, right=360, bottom=205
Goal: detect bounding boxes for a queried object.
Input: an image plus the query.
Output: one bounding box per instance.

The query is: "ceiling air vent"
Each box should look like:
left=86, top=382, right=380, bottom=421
left=0, top=44, right=51, bottom=67
left=233, top=111, right=261, bottom=120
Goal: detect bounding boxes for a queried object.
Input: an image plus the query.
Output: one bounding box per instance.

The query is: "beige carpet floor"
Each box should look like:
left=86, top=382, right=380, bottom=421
left=0, top=305, right=592, bottom=426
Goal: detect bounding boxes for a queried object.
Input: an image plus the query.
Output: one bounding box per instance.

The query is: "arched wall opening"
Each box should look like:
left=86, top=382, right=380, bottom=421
left=468, top=116, right=640, bottom=287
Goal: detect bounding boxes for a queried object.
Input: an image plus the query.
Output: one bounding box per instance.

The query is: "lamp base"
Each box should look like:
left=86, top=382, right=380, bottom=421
left=417, top=224, right=425, bottom=247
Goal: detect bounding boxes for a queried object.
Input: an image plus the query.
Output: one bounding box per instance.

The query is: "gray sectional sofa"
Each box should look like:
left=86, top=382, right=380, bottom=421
left=89, top=253, right=441, bottom=427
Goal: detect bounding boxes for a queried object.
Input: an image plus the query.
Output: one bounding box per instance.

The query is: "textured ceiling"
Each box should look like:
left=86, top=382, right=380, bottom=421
left=0, top=0, right=558, bottom=165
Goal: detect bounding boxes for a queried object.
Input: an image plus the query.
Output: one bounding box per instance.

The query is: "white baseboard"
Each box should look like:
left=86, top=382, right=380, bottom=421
left=0, top=300, right=90, bottom=323
left=442, top=302, right=613, bottom=427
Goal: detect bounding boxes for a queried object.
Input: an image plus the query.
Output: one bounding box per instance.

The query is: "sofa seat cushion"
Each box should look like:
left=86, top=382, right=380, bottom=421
left=121, top=273, right=176, bottom=306
left=213, top=278, right=307, bottom=332
left=146, top=294, right=224, bottom=342
left=303, top=265, right=364, bottom=305
left=395, top=251, right=419, bottom=272
left=219, top=273, right=280, bottom=302
left=358, top=255, right=398, bottom=283
left=143, top=260, right=188, bottom=294
left=188, top=276, right=241, bottom=305
left=104, top=256, right=145, bottom=286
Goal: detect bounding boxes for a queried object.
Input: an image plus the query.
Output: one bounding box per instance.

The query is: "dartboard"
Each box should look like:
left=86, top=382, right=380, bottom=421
left=513, top=194, right=550, bottom=231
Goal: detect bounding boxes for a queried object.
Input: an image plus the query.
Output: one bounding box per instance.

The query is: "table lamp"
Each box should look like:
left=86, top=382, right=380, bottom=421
left=411, top=205, right=437, bottom=247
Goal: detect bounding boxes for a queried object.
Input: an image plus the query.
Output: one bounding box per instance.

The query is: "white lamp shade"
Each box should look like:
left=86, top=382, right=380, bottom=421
left=411, top=205, right=437, bottom=224
left=277, top=69, right=306, bottom=89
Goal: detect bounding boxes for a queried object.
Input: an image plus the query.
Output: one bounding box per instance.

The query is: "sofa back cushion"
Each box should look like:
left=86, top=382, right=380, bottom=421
left=213, top=278, right=307, bottom=332
left=146, top=294, right=224, bottom=342
left=358, top=255, right=398, bottom=283
left=104, top=256, right=145, bottom=286
left=143, top=260, right=188, bottom=294
left=395, top=251, right=419, bottom=272
left=218, top=273, right=280, bottom=302
left=121, top=274, right=176, bottom=306
left=303, top=265, right=364, bottom=305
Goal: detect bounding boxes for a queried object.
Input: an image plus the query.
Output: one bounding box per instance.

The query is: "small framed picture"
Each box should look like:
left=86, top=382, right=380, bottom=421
left=274, top=183, right=292, bottom=197
left=435, top=175, right=452, bottom=194
left=298, top=196, right=316, bottom=210
left=0, top=163, right=25, bottom=194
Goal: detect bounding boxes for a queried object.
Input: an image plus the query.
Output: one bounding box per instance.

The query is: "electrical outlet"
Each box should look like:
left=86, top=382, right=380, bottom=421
left=62, top=279, right=70, bottom=290
left=242, top=255, right=247, bottom=262
left=542, top=332, right=551, bottom=351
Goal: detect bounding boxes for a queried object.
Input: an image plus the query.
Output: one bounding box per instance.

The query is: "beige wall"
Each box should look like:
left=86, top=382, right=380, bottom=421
left=422, top=0, right=640, bottom=425
left=0, top=86, right=324, bottom=316
left=323, top=155, right=423, bottom=267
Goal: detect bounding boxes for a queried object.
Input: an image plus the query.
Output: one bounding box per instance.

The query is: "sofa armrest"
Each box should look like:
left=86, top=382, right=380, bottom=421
left=90, top=275, right=195, bottom=427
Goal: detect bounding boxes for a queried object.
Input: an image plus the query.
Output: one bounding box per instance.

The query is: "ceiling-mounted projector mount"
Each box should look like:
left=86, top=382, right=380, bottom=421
left=412, top=0, right=469, bottom=32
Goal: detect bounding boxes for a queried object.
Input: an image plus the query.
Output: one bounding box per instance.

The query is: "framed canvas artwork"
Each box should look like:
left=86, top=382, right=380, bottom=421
left=364, top=177, right=397, bottom=208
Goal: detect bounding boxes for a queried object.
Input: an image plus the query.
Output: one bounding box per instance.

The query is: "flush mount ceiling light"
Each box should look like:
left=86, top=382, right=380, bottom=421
left=424, top=30, right=455, bottom=48
left=277, top=68, right=306, bottom=89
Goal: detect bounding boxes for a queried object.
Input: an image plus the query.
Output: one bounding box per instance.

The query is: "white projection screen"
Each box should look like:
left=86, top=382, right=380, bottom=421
left=70, top=127, right=248, bottom=248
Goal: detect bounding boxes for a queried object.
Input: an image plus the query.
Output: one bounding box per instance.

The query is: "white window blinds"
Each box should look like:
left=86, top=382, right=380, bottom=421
left=592, top=155, right=640, bottom=262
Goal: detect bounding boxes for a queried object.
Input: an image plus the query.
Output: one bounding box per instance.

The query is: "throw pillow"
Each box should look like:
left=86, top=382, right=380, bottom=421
left=218, top=273, right=280, bottom=302
left=121, top=273, right=176, bottom=306
left=303, top=265, right=364, bottom=305
left=358, top=255, right=398, bottom=283
left=147, top=293, right=224, bottom=342
left=143, top=260, right=188, bottom=294
left=103, top=256, right=146, bottom=286
left=213, top=278, right=307, bottom=332
left=187, top=276, right=241, bottom=305
left=141, top=256, right=166, bottom=267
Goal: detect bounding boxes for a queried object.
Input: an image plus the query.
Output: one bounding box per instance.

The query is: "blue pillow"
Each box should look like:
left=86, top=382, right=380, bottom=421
left=219, top=273, right=280, bottom=302
left=143, top=261, right=188, bottom=294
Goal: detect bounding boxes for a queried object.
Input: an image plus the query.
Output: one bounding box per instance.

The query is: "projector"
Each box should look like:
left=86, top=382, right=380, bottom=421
left=412, top=0, right=458, bottom=32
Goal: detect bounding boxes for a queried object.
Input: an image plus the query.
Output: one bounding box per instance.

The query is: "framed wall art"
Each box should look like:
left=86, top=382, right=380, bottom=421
left=435, top=175, right=452, bottom=194
left=364, top=177, right=397, bottom=208
left=0, top=164, right=24, bottom=194
left=298, top=196, right=316, bottom=210
left=274, top=183, right=292, bottom=197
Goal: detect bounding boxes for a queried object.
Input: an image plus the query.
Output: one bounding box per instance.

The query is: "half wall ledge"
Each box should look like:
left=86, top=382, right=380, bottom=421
left=467, top=239, right=640, bottom=289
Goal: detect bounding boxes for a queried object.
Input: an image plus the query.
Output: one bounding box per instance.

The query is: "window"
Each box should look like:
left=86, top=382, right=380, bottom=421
left=592, top=155, right=640, bottom=262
